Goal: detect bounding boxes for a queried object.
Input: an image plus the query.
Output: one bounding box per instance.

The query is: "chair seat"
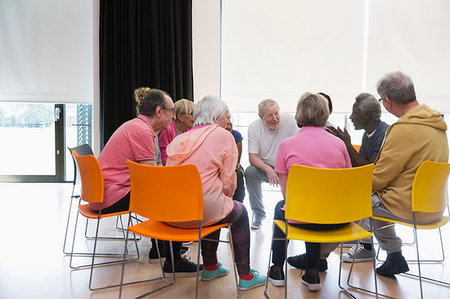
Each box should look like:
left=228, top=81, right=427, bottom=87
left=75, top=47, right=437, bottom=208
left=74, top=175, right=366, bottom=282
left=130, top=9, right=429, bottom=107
left=78, top=204, right=129, bottom=219
left=372, top=215, right=450, bottom=229
left=128, top=219, right=230, bottom=242
left=274, top=220, right=372, bottom=243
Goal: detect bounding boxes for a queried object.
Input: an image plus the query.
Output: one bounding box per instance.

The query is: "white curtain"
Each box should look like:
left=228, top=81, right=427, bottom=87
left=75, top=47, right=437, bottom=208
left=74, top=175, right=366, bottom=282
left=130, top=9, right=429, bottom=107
left=221, top=0, right=450, bottom=113
left=0, top=0, right=93, bottom=104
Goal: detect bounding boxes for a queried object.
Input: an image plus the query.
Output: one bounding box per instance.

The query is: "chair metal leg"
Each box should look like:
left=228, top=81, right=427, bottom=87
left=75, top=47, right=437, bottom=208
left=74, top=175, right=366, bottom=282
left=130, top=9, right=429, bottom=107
left=63, top=194, right=78, bottom=254
left=263, top=223, right=275, bottom=299
left=338, top=243, right=357, bottom=299
left=227, top=225, right=240, bottom=299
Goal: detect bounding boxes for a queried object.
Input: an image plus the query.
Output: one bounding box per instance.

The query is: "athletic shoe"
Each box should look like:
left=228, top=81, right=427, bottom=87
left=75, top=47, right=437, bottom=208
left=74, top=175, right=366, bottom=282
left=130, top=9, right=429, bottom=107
left=376, top=252, right=409, bottom=278
left=342, top=244, right=375, bottom=263
left=268, top=265, right=285, bottom=287
left=238, top=269, right=267, bottom=290
left=163, top=256, right=203, bottom=277
left=287, top=254, right=328, bottom=272
left=201, top=262, right=230, bottom=281
left=301, top=272, right=321, bottom=291
left=149, top=246, right=189, bottom=261
left=251, top=218, right=263, bottom=230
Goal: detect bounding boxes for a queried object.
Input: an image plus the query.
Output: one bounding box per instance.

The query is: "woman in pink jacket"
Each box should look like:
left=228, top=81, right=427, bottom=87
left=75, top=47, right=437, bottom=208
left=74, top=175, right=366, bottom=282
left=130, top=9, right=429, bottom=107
left=166, top=95, right=267, bottom=291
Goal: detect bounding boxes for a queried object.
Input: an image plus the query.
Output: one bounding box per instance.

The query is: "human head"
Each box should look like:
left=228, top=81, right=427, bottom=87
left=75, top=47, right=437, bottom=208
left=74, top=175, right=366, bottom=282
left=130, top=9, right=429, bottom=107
left=134, top=87, right=151, bottom=116
left=139, top=89, right=171, bottom=117
left=194, top=95, right=229, bottom=128
left=258, top=99, right=280, bottom=131
left=295, top=92, right=329, bottom=127
left=350, top=93, right=381, bottom=130
left=319, top=92, right=333, bottom=114
left=376, top=71, right=416, bottom=105
left=174, top=99, right=195, bottom=131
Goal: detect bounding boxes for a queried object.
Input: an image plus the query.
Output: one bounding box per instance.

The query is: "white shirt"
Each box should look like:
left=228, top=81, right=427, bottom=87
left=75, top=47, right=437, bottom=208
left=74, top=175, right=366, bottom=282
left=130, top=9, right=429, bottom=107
left=247, top=114, right=298, bottom=167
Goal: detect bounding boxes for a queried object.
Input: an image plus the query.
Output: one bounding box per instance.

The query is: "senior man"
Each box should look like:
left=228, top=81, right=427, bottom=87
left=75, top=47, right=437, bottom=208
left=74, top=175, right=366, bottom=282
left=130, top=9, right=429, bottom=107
left=289, top=71, right=449, bottom=278
left=245, top=99, right=298, bottom=229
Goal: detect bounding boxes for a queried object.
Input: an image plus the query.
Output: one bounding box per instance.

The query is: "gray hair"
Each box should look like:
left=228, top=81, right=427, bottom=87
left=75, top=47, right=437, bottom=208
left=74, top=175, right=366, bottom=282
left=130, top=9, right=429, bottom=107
left=295, top=92, right=329, bottom=127
left=355, top=93, right=381, bottom=120
left=194, top=95, right=229, bottom=126
left=258, top=99, right=279, bottom=117
left=376, top=71, right=416, bottom=105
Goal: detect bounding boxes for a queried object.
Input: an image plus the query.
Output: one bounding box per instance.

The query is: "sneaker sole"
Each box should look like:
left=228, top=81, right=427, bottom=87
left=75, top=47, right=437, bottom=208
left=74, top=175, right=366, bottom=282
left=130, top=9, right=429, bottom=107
left=342, top=256, right=374, bottom=263
left=238, top=280, right=266, bottom=291
left=301, top=279, right=321, bottom=291
left=201, top=271, right=229, bottom=281
left=268, top=277, right=285, bottom=287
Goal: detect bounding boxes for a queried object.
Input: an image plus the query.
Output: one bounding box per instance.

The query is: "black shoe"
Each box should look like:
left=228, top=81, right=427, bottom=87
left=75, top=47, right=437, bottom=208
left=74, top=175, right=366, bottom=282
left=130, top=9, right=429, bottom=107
left=376, top=252, right=409, bottom=278
left=149, top=246, right=189, bottom=260
left=268, top=265, right=285, bottom=287
left=163, top=257, right=203, bottom=277
left=301, top=272, right=321, bottom=291
left=287, top=254, right=328, bottom=272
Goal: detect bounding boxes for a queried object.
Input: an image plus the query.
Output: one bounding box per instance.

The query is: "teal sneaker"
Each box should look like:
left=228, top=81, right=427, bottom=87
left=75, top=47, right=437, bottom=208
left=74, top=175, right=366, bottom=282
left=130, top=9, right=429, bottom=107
left=201, top=262, right=230, bottom=281
left=238, top=269, right=267, bottom=290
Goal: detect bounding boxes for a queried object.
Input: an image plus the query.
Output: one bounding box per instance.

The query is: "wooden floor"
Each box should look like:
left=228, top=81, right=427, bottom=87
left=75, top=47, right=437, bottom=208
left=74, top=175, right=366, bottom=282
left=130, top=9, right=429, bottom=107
left=0, top=183, right=449, bottom=299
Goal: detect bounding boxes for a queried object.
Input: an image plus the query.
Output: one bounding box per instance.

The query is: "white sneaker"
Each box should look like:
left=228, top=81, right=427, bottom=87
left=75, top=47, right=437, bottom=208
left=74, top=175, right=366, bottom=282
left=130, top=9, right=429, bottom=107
left=342, top=244, right=375, bottom=263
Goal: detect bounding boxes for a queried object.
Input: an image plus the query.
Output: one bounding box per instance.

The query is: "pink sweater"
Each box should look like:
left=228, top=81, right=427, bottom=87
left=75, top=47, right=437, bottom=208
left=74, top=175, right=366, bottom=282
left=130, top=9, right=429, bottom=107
left=166, top=125, right=238, bottom=227
left=157, top=122, right=177, bottom=165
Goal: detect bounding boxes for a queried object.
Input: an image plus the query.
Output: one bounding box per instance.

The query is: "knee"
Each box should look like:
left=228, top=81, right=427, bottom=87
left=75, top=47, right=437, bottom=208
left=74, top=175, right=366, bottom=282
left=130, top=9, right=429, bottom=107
left=244, top=165, right=258, bottom=179
left=274, top=200, right=285, bottom=220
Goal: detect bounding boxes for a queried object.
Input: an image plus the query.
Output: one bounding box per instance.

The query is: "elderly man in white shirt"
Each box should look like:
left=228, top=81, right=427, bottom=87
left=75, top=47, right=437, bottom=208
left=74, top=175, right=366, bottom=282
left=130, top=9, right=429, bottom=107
left=245, top=99, right=298, bottom=229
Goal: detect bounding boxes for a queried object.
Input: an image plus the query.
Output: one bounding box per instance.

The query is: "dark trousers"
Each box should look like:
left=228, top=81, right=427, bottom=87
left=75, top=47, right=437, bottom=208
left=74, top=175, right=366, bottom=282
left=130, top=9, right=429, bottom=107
left=233, top=165, right=246, bottom=203
left=201, top=201, right=251, bottom=276
left=272, top=200, right=347, bottom=270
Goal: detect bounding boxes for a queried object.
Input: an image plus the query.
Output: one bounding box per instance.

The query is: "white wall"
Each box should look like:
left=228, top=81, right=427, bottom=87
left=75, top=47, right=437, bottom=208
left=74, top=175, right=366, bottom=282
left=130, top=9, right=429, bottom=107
left=192, top=0, right=221, bottom=101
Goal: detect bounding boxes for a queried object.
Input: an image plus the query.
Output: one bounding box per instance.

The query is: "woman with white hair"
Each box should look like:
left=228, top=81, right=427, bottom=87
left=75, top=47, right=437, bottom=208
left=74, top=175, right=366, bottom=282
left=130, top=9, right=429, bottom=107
left=166, top=95, right=267, bottom=290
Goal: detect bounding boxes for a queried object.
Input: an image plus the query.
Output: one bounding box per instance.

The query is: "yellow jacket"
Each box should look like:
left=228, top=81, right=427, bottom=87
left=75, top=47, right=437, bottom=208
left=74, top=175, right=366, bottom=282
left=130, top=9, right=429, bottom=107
left=373, top=105, right=448, bottom=222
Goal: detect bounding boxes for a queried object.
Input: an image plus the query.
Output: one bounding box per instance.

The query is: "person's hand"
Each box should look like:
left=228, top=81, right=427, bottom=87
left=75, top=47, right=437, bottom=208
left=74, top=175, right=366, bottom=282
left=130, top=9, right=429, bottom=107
left=325, top=125, right=351, bottom=145
left=266, top=168, right=280, bottom=186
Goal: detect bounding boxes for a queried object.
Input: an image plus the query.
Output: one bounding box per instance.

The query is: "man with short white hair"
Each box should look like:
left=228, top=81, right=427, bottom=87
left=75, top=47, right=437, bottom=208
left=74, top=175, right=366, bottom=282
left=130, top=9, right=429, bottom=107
left=245, top=99, right=298, bottom=229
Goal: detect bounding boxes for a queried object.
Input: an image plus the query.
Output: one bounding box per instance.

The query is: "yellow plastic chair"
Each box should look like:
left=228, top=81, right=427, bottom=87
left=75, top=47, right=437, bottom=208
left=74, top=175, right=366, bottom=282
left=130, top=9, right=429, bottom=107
left=119, top=161, right=239, bottom=299
left=69, top=151, right=140, bottom=291
left=348, top=161, right=450, bottom=298
left=263, top=164, right=376, bottom=299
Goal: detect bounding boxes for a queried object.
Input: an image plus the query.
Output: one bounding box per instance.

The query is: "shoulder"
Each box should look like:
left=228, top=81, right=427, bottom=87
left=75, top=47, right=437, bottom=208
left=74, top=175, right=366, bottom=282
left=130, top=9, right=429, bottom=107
left=231, top=129, right=243, bottom=142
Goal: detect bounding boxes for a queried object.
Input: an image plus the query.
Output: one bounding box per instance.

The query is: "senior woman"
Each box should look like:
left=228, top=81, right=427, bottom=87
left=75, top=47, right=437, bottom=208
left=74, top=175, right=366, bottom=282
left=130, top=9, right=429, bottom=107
left=268, top=93, right=352, bottom=291
left=166, top=95, right=267, bottom=290
left=158, top=99, right=195, bottom=165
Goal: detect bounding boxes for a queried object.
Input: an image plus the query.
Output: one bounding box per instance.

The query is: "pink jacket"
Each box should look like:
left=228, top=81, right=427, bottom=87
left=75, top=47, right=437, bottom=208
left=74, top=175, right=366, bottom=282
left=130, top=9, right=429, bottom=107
left=167, top=125, right=238, bottom=227
left=157, top=122, right=177, bottom=165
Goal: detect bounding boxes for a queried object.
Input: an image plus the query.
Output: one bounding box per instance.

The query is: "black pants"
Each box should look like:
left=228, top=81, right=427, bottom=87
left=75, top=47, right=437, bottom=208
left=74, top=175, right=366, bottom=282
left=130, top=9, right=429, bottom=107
left=271, top=200, right=347, bottom=270
left=233, top=165, right=246, bottom=203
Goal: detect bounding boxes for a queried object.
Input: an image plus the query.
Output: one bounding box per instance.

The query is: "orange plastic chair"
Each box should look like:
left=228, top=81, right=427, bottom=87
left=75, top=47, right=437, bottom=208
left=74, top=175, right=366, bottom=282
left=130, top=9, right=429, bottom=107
left=348, top=161, right=450, bottom=298
left=69, top=151, right=139, bottom=291
left=119, top=161, right=239, bottom=299
left=352, top=144, right=361, bottom=152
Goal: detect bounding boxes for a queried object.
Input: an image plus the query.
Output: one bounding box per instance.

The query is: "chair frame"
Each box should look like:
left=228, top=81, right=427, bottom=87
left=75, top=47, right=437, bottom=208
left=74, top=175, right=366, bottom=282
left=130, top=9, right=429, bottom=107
left=347, top=160, right=450, bottom=299
left=68, top=151, right=140, bottom=291
left=118, top=161, right=240, bottom=299
left=263, top=164, right=378, bottom=299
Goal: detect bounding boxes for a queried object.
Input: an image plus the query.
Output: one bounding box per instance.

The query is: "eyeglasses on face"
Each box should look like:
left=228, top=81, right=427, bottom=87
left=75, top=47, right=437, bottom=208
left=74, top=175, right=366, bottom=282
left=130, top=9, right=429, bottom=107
left=264, top=111, right=279, bottom=119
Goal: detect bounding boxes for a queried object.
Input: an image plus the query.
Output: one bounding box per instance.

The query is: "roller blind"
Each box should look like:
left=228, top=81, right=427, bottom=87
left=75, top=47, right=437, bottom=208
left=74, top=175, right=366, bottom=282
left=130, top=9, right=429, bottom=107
left=0, top=0, right=93, bottom=104
left=221, top=0, right=450, bottom=113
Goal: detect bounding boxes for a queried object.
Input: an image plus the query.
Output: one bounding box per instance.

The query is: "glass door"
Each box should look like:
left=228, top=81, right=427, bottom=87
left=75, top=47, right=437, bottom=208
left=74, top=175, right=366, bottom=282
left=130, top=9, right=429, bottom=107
left=0, top=102, right=64, bottom=182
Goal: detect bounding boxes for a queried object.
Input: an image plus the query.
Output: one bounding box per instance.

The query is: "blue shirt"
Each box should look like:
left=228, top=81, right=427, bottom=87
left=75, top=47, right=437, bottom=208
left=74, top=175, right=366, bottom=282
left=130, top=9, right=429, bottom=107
left=360, top=121, right=389, bottom=162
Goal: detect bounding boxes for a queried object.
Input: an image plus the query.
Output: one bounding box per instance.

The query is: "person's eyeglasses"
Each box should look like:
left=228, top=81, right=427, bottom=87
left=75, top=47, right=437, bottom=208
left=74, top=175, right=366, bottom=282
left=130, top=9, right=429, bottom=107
left=227, top=114, right=231, bottom=120
left=378, top=98, right=383, bottom=102
left=162, top=106, right=175, bottom=114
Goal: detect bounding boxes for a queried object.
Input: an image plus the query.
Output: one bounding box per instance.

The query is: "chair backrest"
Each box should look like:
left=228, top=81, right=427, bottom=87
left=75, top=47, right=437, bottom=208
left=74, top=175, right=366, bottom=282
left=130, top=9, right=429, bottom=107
left=127, top=160, right=203, bottom=222
left=412, top=161, right=450, bottom=213
left=352, top=144, right=361, bottom=152
left=285, top=164, right=374, bottom=224
left=68, top=144, right=94, bottom=184
left=72, top=150, right=104, bottom=204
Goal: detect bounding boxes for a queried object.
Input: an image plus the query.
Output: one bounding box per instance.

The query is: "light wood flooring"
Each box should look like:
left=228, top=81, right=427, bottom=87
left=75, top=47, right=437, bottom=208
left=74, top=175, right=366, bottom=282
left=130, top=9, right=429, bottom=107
left=0, top=183, right=449, bottom=299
